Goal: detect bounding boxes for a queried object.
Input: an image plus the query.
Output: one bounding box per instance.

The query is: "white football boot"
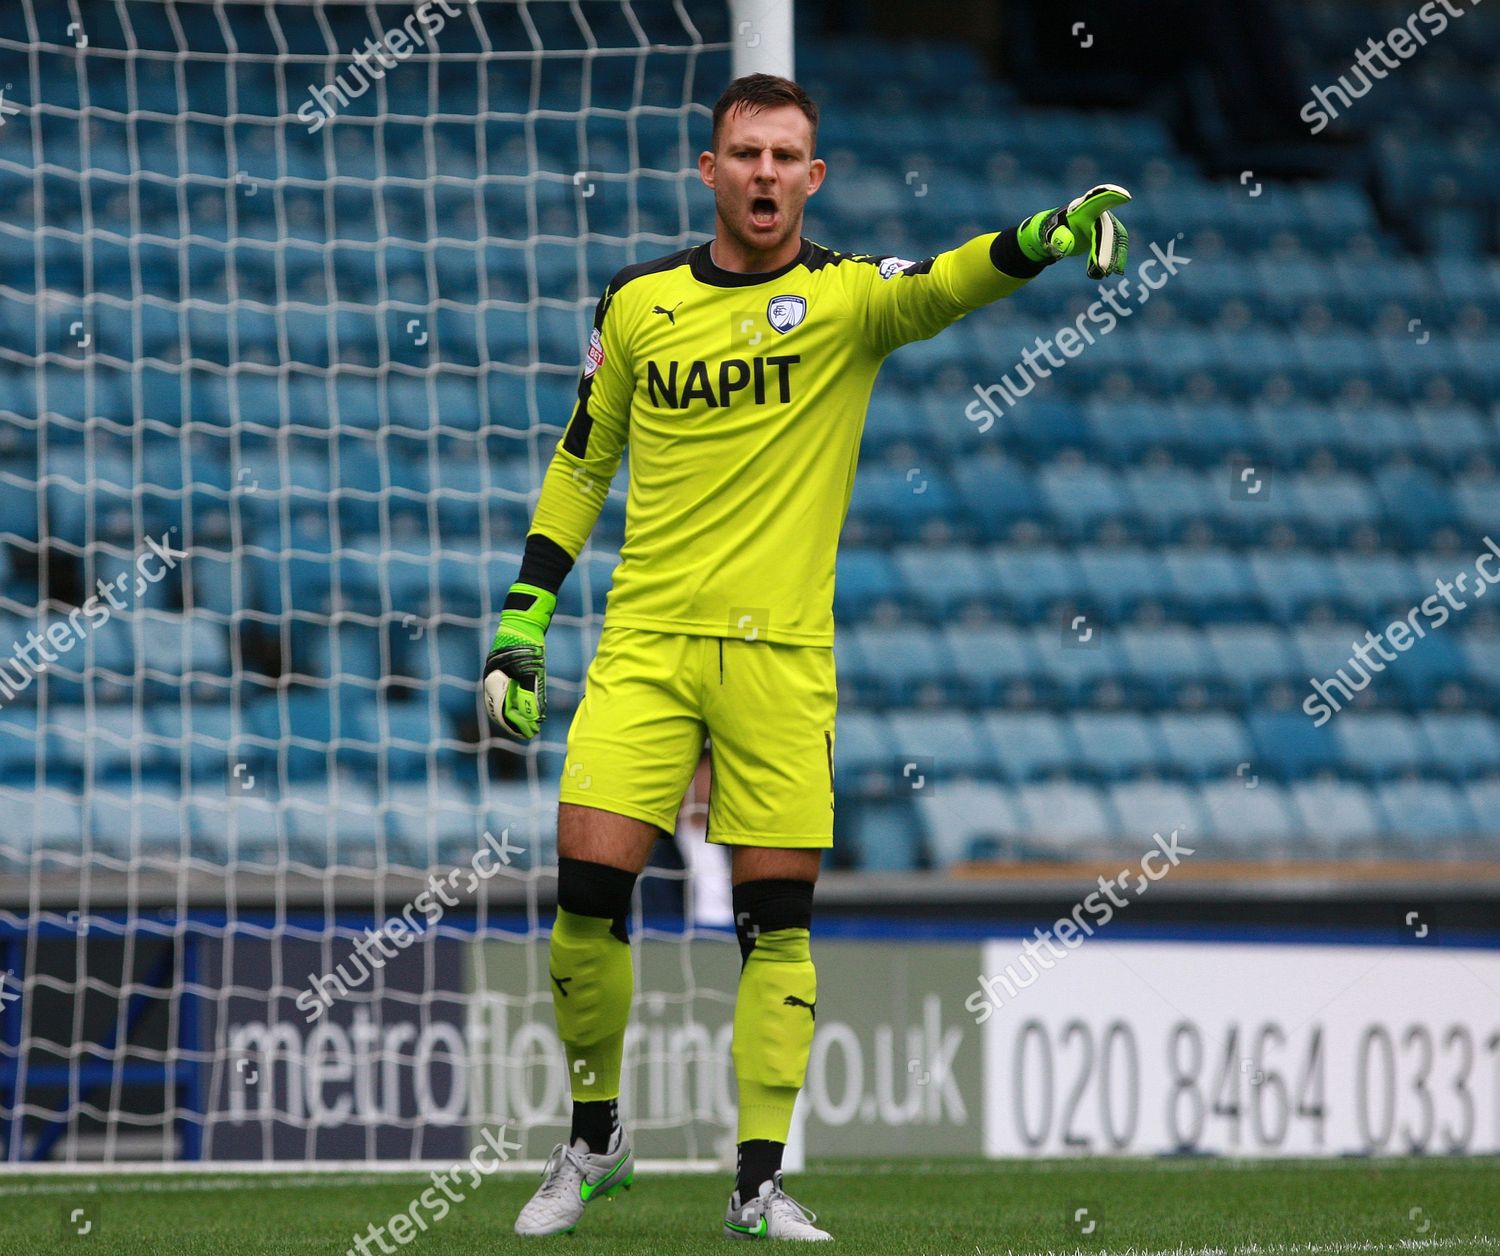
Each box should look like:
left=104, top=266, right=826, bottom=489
left=723, top=1170, right=831, bottom=1241
left=513, top=1127, right=634, bottom=1237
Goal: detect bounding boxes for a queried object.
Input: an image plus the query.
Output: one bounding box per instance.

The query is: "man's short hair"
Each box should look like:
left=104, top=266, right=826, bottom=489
left=710, top=74, right=819, bottom=153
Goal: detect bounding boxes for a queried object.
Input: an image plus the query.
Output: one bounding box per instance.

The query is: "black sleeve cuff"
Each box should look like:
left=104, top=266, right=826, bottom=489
left=509, top=532, right=575, bottom=602
left=990, top=227, right=1053, bottom=280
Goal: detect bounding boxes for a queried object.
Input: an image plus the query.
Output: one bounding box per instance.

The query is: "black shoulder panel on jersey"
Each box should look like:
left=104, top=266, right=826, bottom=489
left=605, top=245, right=697, bottom=297
left=561, top=246, right=694, bottom=458
left=803, top=240, right=938, bottom=277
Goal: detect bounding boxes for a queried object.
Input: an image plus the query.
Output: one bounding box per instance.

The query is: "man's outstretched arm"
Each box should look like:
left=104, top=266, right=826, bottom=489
left=483, top=282, right=633, bottom=740
left=860, top=184, right=1132, bottom=356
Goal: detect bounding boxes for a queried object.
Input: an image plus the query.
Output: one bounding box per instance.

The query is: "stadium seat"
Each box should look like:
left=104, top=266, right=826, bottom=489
left=1288, top=779, right=1383, bottom=855
left=1374, top=780, right=1476, bottom=847
left=1011, top=781, right=1118, bottom=856
left=1155, top=713, right=1255, bottom=780
left=1068, top=712, right=1165, bottom=780
left=981, top=712, right=1077, bottom=782
left=1332, top=713, right=1433, bottom=780
left=848, top=802, right=924, bottom=872
left=1108, top=781, right=1210, bottom=846
left=1419, top=714, right=1500, bottom=781
left=1198, top=781, right=1301, bottom=853
left=915, top=781, right=1026, bottom=866
left=943, top=627, right=1041, bottom=707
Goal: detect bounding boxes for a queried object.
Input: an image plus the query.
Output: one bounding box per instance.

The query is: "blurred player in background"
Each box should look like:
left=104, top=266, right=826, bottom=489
left=676, top=741, right=734, bottom=929
left=484, top=73, right=1131, bottom=1240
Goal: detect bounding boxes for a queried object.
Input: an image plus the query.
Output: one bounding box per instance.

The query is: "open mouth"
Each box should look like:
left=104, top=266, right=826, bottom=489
left=749, top=196, right=778, bottom=229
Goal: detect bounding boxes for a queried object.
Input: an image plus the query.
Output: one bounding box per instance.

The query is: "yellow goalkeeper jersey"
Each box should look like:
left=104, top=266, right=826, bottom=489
left=528, top=233, right=1025, bottom=646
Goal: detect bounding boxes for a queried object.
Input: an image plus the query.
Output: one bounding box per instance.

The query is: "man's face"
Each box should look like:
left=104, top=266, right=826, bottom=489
left=699, top=103, right=825, bottom=257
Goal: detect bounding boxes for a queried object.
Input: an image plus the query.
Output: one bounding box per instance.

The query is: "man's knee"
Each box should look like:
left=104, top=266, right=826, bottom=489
left=732, top=878, right=815, bottom=965
left=556, top=856, right=638, bottom=944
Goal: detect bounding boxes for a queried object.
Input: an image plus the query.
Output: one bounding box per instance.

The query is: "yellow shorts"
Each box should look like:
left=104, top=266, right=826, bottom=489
left=559, top=627, right=836, bottom=848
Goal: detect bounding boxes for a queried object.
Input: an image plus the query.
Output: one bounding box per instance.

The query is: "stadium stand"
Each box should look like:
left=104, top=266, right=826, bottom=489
left=1, top=4, right=1497, bottom=875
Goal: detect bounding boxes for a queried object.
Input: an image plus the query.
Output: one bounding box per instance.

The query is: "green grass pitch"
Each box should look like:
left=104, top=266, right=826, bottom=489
left=2, top=1158, right=1497, bottom=1255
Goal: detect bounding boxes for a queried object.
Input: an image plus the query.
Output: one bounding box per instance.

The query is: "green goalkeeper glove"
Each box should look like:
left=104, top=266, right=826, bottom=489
left=483, top=583, right=557, bottom=740
left=1017, top=183, right=1131, bottom=279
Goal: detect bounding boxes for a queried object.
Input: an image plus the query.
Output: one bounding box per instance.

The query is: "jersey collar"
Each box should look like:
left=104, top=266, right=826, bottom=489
left=689, top=238, right=813, bottom=288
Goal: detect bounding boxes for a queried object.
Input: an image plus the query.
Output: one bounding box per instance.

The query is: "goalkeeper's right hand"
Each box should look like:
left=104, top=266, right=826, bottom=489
left=483, top=583, right=557, bottom=740
left=1017, top=183, right=1131, bottom=279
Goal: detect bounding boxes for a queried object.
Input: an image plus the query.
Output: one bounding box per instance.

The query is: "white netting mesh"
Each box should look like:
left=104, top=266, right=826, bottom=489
left=0, top=0, right=739, bottom=1164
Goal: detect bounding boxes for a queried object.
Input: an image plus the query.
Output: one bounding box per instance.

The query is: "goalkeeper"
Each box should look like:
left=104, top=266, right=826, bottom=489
left=486, top=74, right=1129, bottom=1241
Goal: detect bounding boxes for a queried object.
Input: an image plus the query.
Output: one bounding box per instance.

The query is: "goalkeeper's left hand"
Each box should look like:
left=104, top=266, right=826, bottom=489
left=1017, top=183, right=1131, bottom=279
left=483, top=584, right=557, bottom=740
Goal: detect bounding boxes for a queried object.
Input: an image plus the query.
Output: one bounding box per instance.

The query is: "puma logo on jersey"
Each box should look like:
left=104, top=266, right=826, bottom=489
left=551, top=971, right=572, bottom=997
left=783, top=995, right=816, bottom=1020
left=652, top=302, right=683, bottom=324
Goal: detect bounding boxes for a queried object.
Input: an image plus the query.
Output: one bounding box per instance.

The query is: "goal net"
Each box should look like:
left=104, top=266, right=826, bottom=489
left=0, top=0, right=754, bottom=1167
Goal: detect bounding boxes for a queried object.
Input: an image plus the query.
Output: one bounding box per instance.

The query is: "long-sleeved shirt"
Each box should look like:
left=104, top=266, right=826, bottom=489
left=525, top=231, right=1041, bottom=646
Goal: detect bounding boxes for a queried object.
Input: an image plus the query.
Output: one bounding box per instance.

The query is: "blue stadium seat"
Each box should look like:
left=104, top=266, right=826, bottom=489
left=990, top=548, right=1085, bottom=618
left=1374, top=781, right=1476, bottom=846
left=84, top=788, right=187, bottom=861
left=1248, top=711, right=1341, bottom=780
left=1107, top=781, right=1209, bottom=845
left=1011, top=782, right=1117, bottom=855
left=1332, top=554, right=1418, bottom=619
left=981, top=712, right=1077, bottom=782
left=1117, top=626, right=1215, bottom=701
left=834, top=550, right=903, bottom=620
left=1163, top=548, right=1257, bottom=621
left=847, top=466, right=958, bottom=541
left=1155, top=713, right=1254, bottom=780
left=832, top=711, right=895, bottom=793
left=1419, top=714, right=1500, bottom=781
left=1076, top=548, right=1177, bottom=619
left=1198, top=781, right=1301, bottom=852
left=847, top=802, right=923, bottom=872
left=0, top=788, right=82, bottom=862
left=1332, top=714, right=1432, bottom=780
left=1028, top=625, right=1130, bottom=704
left=954, top=459, right=1045, bottom=536
left=377, top=700, right=452, bottom=781
left=1387, top=632, right=1470, bottom=705
left=1038, top=463, right=1130, bottom=538
left=1288, top=780, right=1382, bottom=854
left=1068, top=713, right=1165, bottom=779
left=943, top=627, right=1040, bottom=706
left=887, top=713, right=993, bottom=782
left=1373, top=465, right=1462, bottom=542
left=916, top=781, right=1026, bottom=866
left=1250, top=553, right=1339, bottom=623
left=847, top=625, right=952, bottom=706
left=890, top=546, right=999, bottom=618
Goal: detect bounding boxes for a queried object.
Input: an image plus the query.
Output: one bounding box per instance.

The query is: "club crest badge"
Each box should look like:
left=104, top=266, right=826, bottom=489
left=767, top=295, right=807, bottom=334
